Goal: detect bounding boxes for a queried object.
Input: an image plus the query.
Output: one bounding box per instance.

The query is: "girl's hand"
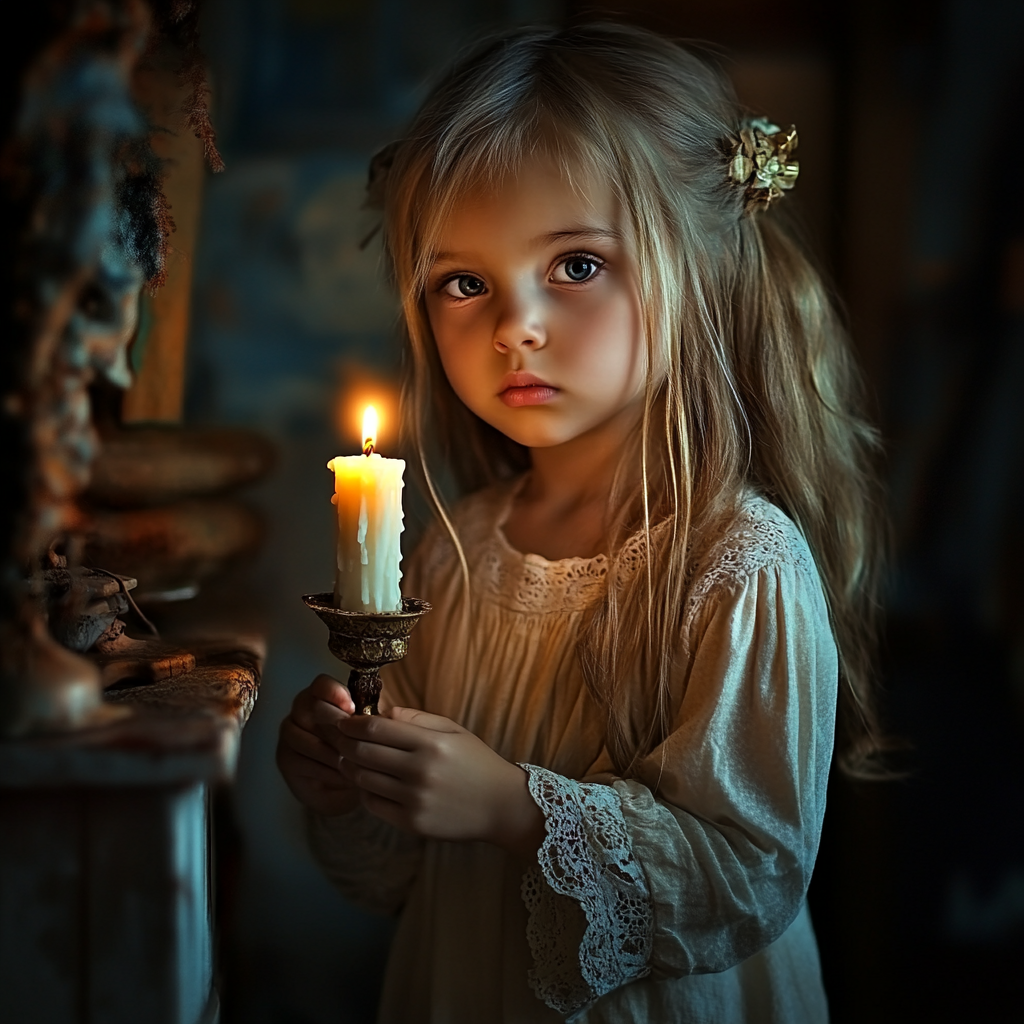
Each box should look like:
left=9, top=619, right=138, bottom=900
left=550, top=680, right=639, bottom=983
left=276, top=674, right=361, bottom=816
left=335, top=707, right=545, bottom=860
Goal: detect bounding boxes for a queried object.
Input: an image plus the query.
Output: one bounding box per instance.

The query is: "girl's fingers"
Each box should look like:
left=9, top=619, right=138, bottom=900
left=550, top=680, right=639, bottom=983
left=339, top=759, right=407, bottom=803
left=336, top=709, right=459, bottom=751
left=280, top=717, right=343, bottom=770
left=279, top=745, right=347, bottom=786
left=291, top=693, right=348, bottom=736
left=290, top=694, right=352, bottom=750
left=309, top=673, right=355, bottom=712
left=336, top=713, right=420, bottom=751
left=309, top=699, right=351, bottom=746
left=335, top=730, right=413, bottom=776
left=389, top=706, right=461, bottom=733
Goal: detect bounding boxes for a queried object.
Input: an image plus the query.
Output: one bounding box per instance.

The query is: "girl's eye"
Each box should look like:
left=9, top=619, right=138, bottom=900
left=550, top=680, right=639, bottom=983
left=552, top=254, right=602, bottom=284
left=443, top=274, right=486, bottom=299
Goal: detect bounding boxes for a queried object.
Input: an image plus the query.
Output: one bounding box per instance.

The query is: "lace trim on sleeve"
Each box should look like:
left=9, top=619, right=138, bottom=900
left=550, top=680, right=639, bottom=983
left=306, top=806, right=424, bottom=915
left=519, top=764, right=653, bottom=1017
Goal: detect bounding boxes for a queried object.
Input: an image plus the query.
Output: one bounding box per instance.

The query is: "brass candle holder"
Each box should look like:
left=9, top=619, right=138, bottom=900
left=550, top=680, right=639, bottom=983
left=302, top=593, right=431, bottom=715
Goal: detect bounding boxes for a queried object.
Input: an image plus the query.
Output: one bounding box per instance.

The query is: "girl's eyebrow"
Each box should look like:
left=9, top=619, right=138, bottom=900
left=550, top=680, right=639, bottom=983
left=431, top=227, right=622, bottom=266
left=534, top=227, right=623, bottom=247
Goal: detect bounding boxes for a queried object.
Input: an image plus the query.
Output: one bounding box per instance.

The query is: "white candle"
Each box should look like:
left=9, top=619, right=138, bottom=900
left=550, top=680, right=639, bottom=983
left=329, top=406, right=405, bottom=613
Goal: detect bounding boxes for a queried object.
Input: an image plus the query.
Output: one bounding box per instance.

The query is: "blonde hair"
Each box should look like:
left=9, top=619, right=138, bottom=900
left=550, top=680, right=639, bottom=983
left=377, top=23, right=887, bottom=779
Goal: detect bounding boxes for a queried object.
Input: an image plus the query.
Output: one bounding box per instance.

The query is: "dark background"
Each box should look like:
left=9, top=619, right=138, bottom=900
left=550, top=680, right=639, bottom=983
left=180, top=0, right=1024, bottom=1020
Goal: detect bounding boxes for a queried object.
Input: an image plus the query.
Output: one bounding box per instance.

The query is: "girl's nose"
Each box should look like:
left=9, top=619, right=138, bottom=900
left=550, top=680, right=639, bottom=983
left=492, top=288, right=547, bottom=355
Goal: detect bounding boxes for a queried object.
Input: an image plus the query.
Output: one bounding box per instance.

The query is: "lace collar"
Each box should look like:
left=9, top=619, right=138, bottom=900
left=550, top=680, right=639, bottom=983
left=464, top=480, right=813, bottom=618
left=470, top=480, right=610, bottom=615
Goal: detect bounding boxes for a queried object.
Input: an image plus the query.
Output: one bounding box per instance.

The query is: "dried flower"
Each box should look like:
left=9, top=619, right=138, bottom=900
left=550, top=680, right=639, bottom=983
left=727, top=118, right=799, bottom=214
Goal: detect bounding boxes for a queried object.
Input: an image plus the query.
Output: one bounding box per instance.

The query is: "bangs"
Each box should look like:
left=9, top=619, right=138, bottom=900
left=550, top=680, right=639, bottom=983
left=384, top=22, right=742, bottom=307
left=409, top=116, right=624, bottom=293
left=399, top=41, right=639, bottom=295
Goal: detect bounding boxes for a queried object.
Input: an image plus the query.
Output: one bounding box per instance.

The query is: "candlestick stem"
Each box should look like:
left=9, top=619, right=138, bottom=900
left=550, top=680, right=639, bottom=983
left=302, top=594, right=430, bottom=716
left=346, top=667, right=382, bottom=715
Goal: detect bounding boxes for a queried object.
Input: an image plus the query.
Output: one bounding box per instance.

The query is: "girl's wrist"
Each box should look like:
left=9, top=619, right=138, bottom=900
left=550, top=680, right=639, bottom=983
left=488, top=762, right=546, bottom=861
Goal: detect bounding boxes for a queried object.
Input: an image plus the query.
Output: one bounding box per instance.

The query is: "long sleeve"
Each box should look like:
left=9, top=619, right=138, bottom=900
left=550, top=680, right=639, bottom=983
left=519, top=508, right=838, bottom=1018
left=307, top=806, right=425, bottom=915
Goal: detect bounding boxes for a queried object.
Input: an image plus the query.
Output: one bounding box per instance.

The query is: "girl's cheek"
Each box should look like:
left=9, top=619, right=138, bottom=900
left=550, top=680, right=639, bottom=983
left=431, top=300, right=484, bottom=344
left=436, top=344, right=487, bottom=413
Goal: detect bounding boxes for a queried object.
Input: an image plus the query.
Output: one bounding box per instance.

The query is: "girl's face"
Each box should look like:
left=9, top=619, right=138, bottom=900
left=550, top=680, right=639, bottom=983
left=424, top=157, right=645, bottom=451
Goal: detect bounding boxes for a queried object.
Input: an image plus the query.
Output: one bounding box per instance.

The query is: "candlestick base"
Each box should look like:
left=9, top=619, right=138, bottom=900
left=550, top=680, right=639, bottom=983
left=302, top=594, right=431, bottom=715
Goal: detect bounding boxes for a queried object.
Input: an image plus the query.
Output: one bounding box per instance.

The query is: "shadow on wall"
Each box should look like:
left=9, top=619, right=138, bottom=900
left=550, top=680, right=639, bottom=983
left=873, top=0, right=1024, bottom=1019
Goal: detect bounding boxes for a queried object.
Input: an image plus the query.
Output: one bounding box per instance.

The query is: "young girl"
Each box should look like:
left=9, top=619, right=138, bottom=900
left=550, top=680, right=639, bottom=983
left=277, top=22, right=884, bottom=1023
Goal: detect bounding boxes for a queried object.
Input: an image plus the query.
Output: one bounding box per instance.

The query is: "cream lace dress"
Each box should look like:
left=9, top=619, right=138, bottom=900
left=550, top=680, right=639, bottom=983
left=308, top=482, right=836, bottom=1023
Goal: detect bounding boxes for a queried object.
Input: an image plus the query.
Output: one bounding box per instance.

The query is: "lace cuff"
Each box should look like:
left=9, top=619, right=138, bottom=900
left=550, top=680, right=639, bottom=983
left=519, top=764, right=653, bottom=1018
left=306, top=805, right=424, bottom=915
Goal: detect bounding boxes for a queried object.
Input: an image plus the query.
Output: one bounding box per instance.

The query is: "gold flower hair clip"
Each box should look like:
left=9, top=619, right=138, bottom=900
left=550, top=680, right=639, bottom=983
left=727, top=118, right=799, bottom=214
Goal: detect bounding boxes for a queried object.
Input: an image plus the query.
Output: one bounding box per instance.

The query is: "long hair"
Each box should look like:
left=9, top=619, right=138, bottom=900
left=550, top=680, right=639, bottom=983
left=377, top=23, right=887, bottom=779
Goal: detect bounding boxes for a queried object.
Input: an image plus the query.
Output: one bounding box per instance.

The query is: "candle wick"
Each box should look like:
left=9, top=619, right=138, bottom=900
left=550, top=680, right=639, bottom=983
left=363, top=441, right=374, bottom=456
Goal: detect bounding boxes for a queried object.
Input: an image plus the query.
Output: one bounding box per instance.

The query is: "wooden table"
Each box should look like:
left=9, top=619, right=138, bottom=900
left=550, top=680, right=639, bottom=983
left=0, top=638, right=260, bottom=1024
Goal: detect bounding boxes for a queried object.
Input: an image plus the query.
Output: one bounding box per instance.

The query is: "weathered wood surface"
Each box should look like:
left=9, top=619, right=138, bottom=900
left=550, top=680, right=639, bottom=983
left=0, top=636, right=261, bottom=788
left=94, top=630, right=198, bottom=689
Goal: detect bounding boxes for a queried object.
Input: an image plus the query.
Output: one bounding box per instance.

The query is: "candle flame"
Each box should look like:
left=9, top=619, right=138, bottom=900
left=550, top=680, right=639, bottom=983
left=362, top=405, right=378, bottom=455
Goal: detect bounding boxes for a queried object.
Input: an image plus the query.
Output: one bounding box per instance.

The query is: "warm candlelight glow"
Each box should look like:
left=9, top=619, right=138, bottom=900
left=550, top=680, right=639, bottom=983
left=332, top=362, right=398, bottom=453
left=362, top=406, right=378, bottom=456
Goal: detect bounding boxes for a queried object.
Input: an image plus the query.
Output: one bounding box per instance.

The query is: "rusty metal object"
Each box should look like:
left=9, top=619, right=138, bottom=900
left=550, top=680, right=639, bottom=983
left=302, top=593, right=431, bottom=715
left=42, top=567, right=138, bottom=653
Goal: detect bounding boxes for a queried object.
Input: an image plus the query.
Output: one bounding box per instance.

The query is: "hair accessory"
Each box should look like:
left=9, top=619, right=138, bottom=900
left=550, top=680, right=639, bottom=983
left=366, top=140, right=402, bottom=211
left=359, top=140, right=402, bottom=249
left=727, top=118, right=799, bottom=214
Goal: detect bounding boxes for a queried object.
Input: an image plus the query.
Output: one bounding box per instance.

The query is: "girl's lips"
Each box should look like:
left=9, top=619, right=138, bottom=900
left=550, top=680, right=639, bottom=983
left=499, top=385, right=559, bottom=407
left=497, top=371, right=559, bottom=407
